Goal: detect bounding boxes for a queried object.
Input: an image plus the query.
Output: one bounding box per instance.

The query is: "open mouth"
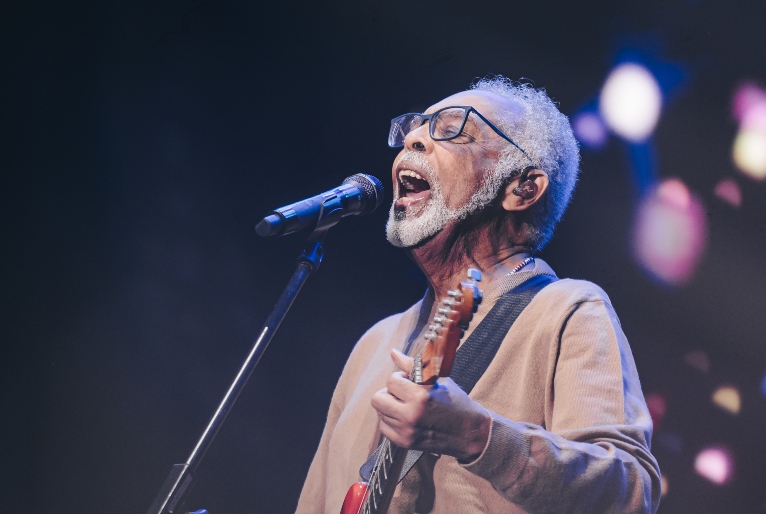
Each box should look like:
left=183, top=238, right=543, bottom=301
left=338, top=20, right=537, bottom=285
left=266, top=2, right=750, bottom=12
left=395, top=169, right=432, bottom=209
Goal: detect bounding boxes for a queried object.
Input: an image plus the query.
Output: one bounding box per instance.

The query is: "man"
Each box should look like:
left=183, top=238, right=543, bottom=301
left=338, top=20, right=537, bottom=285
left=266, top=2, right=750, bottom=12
left=296, top=76, right=661, bottom=513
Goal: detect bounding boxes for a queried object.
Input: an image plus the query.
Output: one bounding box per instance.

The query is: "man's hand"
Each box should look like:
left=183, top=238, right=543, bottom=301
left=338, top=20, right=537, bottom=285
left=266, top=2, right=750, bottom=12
left=370, top=349, right=492, bottom=463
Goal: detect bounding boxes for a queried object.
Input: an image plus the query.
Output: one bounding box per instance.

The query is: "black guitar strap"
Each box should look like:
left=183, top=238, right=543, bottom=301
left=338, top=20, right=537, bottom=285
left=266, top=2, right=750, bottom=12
left=360, top=273, right=558, bottom=483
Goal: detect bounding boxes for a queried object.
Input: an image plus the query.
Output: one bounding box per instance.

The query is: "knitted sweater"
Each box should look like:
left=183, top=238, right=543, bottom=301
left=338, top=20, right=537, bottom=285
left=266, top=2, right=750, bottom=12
left=296, top=260, right=661, bottom=513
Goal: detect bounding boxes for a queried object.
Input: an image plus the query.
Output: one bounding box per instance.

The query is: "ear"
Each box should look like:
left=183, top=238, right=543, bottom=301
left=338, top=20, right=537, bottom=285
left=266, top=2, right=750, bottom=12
left=501, top=168, right=549, bottom=212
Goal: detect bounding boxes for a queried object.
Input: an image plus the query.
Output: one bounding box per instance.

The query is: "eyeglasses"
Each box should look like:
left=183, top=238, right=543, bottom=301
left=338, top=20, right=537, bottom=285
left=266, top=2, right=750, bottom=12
left=388, top=105, right=533, bottom=164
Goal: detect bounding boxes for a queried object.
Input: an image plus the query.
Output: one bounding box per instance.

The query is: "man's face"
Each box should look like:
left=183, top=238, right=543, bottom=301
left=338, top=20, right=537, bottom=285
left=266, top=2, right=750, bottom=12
left=386, top=91, right=524, bottom=248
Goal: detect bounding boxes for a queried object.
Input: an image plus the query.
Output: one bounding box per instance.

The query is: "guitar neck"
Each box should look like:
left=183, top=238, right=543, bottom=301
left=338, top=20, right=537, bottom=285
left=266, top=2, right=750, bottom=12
left=342, top=269, right=483, bottom=514
left=361, top=439, right=407, bottom=514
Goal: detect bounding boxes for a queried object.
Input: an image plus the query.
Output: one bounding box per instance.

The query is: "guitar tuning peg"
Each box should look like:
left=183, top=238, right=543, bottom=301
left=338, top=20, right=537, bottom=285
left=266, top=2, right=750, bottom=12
left=424, top=332, right=435, bottom=340
left=437, top=307, right=450, bottom=315
left=442, top=298, right=455, bottom=307
left=467, top=268, right=482, bottom=282
left=447, top=290, right=458, bottom=297
left=433, top=316, right=445, bottom=325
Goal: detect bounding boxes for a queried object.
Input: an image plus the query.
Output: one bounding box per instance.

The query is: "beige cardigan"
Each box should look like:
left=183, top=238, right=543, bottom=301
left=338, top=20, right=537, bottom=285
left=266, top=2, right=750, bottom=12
left=296, top=260, right=661, bottom=513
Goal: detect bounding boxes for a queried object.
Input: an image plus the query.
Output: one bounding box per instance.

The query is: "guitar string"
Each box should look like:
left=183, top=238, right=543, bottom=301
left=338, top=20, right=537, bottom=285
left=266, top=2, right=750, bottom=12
left=363, top=285, right=460, bottom=512
left=359, top=265, right=526, bottom=513
left=363, top=356, right=418, bottom=513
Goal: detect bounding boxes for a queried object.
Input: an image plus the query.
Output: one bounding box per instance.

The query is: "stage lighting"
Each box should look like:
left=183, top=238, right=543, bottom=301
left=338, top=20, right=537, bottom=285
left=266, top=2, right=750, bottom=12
left=714, top=178, right=742, bottom=207
left=572, top=111, right=607, bottom=149
left=660, top=475, right=669, bottom=497
left=731, top=82, right=766, bottom=180
left=712, top=386, right=741, bottom=415
left=599, top=63, right=662, bottom=142
left=732, top=82, right=766, bottom=123
left=632, top=179, right=707, bottom=285
left=733, top=129, right=766, bottom=180
left=683, top=350, right=710, bottom=373
left=644, top=392, right=667, bottom=430
left=695, top=447, right=733, bottom=485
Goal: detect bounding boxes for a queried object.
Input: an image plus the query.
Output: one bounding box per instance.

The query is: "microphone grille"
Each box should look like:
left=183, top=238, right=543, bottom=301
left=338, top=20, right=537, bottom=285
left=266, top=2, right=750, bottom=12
left=343, top=174, right=385, bottom=215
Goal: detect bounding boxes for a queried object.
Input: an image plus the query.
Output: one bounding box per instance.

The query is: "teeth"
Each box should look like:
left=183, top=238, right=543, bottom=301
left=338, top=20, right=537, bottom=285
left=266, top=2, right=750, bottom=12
left=398, top=169, right=426, bottom=182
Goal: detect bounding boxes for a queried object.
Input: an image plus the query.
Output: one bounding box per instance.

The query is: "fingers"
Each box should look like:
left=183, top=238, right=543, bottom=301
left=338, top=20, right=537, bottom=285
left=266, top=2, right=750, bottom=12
left=371, top=387, right=403, bottom=419
left=387, top=372, right=430, bottom=404
left=391, top=348, right=414, bottom=374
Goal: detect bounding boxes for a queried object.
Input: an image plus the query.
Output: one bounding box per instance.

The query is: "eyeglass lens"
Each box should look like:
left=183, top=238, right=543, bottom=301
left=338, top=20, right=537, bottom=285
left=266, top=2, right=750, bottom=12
left=388, top=108, right=471, bottom=148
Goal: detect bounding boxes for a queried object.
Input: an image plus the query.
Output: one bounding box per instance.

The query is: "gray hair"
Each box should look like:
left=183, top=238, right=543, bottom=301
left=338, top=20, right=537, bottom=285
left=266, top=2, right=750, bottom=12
left=470, top=76, right=580, bottom=252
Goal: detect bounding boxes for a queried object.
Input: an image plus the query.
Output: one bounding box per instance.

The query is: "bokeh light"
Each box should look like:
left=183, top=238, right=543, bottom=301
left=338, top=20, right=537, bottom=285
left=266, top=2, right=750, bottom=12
left=572, top=111, right=608, bottom=149
left=732, top=82, right=766, bottom=123
left=712, top=386, right=741, bottom=415
left=733, top=129, right=766, bottom=180
left=660, top=475, right=669, bottom=497
left=633, top=179, right=708, bottom=285
left=741, top=101, right=766, bottom=132
left=683, top=350, right=710, bottom=373
left=731, top=82, right=766, bottom=180
left=600, top=63, right=662, bottom=142
left=695, top=447, right=733, bottom=485
left=714, top=178, right=742, bottom=207
left=645, top=392, right=667, bottom=430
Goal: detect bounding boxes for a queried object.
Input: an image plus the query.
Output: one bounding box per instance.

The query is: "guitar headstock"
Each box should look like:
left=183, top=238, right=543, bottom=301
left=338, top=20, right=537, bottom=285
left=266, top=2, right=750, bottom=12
left=412, top=268, right=483, bottom=385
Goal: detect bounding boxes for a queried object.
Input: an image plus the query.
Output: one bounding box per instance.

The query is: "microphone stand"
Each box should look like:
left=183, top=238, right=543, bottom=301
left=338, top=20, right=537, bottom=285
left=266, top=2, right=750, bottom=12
left=145, top=197, right=346, bottom=514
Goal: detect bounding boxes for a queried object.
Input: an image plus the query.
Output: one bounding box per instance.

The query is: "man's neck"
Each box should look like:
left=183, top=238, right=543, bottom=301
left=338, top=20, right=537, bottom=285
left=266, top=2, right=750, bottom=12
left=408, top=222, right=531, bottom=300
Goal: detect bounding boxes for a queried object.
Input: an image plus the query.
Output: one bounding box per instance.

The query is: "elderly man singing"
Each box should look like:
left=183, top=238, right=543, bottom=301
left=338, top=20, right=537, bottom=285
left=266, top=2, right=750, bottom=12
left=296, top=76, right=661, bottom=514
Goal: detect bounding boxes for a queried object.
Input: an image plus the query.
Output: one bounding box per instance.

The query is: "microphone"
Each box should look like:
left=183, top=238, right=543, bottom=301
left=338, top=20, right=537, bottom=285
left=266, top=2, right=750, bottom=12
left=255, top=174, right=385, bottom=237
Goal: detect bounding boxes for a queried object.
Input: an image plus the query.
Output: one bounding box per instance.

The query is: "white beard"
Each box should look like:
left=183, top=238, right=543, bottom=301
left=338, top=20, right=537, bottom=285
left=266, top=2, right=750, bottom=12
left=386, top=150, right=510, bottom=248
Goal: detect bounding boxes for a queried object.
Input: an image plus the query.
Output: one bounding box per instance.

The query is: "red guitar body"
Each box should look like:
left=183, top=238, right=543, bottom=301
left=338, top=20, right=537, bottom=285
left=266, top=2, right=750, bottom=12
left=340, top=481, right=368, bottom=514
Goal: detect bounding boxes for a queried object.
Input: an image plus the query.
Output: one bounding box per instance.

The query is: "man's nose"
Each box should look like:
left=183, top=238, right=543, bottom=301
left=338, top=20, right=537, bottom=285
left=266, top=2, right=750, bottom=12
left=404, top=122, right=429, bottom=152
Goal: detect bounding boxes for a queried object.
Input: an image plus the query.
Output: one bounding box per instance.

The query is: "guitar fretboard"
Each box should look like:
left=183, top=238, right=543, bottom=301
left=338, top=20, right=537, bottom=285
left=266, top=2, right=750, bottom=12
left=362, top=439, right=407, bottom=514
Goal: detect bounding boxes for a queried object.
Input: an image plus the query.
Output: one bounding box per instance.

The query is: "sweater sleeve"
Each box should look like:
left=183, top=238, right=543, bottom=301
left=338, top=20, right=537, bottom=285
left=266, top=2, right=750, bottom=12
left=461, top=298, right=662, bottom=514
left=295, top=389, right=342, bottom=514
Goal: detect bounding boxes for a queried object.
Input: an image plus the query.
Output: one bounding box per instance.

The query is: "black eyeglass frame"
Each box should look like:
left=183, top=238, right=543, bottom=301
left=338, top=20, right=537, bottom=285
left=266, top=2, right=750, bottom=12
left=388, top=105, right=534, bottom=165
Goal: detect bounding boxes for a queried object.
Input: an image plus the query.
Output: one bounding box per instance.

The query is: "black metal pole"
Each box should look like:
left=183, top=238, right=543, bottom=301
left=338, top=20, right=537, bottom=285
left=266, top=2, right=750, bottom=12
left=145, top=238, right=325, bottom=514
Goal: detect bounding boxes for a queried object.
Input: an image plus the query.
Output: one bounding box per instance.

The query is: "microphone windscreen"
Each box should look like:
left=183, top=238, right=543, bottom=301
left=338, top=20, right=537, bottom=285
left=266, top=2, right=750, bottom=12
left=343, top=174, right=385, bottom=215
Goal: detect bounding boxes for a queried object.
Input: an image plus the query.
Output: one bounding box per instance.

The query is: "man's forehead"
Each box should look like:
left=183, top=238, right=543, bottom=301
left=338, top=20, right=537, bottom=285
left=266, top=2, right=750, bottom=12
left=426, top=91, right=523, bottom=120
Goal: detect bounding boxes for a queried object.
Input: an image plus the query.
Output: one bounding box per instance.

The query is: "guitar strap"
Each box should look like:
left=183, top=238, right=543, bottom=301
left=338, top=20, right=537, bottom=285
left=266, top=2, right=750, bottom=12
left=360, top=272, right=558, bottom=483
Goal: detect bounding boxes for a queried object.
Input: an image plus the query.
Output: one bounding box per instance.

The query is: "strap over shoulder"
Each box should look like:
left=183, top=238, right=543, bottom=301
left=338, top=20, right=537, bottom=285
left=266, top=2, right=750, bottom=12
left=360, top=273, right=557, bottom=483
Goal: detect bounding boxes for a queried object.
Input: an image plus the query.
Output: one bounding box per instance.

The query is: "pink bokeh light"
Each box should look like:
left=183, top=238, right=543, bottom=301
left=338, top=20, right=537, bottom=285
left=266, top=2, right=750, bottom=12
left=657, top=178, right=691, bottom=210
left=644, top=392, right=667, bottom=431
left=741, top=102, right=766, bottom=132
left=732, top=82, right=766, bottom=123
left=714, top=178, right=742, bottom=207
left=633, top=179, right=708, bottom=285
left=695, top=447, right=733, bottom=485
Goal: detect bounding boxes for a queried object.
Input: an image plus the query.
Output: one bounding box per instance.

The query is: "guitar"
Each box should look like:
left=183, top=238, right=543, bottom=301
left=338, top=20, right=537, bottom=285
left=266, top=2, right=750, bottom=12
left=340, top=269, right=483, bottom=514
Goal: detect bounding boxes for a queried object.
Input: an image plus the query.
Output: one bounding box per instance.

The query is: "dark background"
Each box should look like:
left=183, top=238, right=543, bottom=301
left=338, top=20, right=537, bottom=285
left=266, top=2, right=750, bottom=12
left=3, top=0, right=766, bottom=512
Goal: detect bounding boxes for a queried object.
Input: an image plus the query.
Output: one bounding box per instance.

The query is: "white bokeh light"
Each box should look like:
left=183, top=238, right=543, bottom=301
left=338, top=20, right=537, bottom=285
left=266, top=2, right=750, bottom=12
left=695, top=447, right=733, bottom=485
left=599, top=63, right=662, bottom=142
left=733, top=129, right=766, bottom=180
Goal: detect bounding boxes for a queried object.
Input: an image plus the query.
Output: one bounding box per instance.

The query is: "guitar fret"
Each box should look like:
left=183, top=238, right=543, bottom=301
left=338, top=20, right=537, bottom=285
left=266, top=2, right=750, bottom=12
left=348, top=270, right=482, bottom=514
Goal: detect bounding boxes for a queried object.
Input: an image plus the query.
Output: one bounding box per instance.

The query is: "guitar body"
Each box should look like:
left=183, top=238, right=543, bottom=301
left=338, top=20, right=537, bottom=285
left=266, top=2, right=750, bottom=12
left=341, top=482, right=368, bottom=514
left=340, top=270, right=483, bottom=514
